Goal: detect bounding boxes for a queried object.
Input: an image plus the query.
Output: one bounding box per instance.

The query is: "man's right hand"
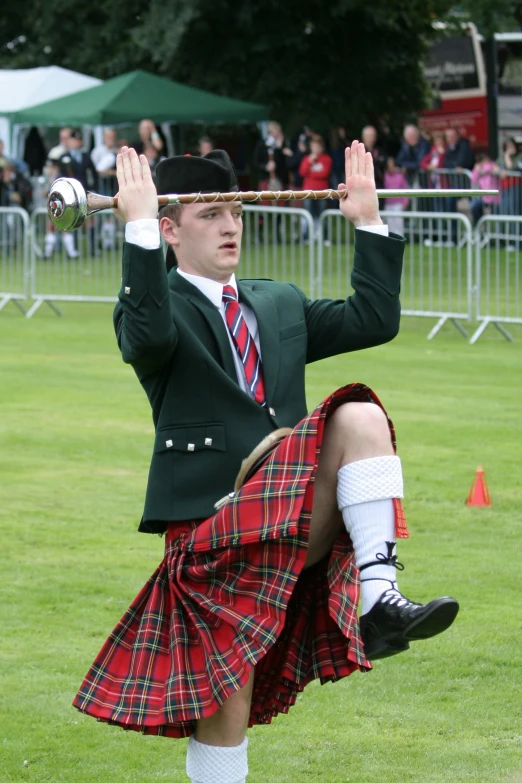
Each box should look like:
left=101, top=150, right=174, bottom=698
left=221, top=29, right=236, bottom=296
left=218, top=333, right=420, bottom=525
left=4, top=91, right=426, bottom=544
left=115, top=146, right=158, bottom=223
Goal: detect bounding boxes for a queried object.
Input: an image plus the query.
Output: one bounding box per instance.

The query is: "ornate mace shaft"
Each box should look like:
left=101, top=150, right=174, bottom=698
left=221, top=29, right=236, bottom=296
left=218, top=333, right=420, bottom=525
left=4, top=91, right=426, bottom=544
left=48, top=177, right=499, bottom=232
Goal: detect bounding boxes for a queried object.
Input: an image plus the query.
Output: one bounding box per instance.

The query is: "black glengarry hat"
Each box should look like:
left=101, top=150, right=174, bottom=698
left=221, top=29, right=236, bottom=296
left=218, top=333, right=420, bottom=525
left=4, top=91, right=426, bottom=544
left=156, top=150, right=238, bottom=273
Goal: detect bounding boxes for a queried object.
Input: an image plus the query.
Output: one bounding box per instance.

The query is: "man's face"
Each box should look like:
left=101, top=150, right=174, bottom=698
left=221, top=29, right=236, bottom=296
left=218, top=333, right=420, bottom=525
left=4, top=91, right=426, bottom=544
left=404, top=126, right=419, bottom=146
left=445, top=129, right=458, bottom=147
left=161, top=202, right=243, bottom=283
left=104, top=129, right=116, bottom=148
left=139, top=120, right=154, bottom=140
left=66, top=135, right=82, bottom=150
left=362, top=127, right=377, bottom=149
left=199, top=141, right=213, bottom=157
left=60, top=128, right=71, bottom=144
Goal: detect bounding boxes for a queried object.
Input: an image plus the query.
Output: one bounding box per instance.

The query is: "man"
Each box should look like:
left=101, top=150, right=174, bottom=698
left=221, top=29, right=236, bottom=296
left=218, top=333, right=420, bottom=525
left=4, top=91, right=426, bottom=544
left=73, top=143, right=458, bottom=783
left=361, top=125, right=385, bottom=187
left=91, top=128, right=119, bottom=248
left=91, top=127, right=118, bottom=175
left=59, top=129, right=98, bottom=256
left=59, top=128, right=98, bottom=191
left=0, top=160, right=32, bottom=210
left=253, top=120, right=294, bottom=189
left=47, top=127, right=72, bottom=162
left=198, top=135, right=215, bottom=156
left=396, top=123, right=431, bottom=186
left=442, top=128, right=475, bottom=245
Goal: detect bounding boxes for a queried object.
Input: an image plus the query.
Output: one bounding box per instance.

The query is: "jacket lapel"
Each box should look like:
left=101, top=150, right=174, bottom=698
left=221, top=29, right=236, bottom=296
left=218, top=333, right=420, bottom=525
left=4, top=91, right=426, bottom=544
left=169, top=270, right=237, bottom=382
left=238, top=281, right=280, bottom=403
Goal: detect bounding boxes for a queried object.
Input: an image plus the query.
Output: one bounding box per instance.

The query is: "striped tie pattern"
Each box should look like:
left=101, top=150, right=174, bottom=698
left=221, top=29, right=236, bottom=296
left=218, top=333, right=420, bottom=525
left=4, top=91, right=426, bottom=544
left=222, top=285, right=266, bottom=405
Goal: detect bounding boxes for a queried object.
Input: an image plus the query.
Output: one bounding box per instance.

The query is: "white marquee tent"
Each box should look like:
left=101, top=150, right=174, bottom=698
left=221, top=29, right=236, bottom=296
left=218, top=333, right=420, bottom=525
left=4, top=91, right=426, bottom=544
left=0, top=66, right=101, bottom=155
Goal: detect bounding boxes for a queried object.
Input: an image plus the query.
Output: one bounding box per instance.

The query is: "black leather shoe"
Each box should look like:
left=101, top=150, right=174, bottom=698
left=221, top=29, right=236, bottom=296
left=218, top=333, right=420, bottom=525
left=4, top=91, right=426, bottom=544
left=360, top=587, right=459, bottom=661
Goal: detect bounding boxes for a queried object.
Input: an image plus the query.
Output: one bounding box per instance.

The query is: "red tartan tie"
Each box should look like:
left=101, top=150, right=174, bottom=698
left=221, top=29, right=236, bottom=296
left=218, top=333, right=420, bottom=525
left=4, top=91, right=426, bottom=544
left=222, top=285, right=266, bottom=406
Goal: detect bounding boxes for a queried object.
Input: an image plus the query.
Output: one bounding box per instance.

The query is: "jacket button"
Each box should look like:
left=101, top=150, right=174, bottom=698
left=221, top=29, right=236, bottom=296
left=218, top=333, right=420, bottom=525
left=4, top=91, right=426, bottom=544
left=166, top=439, right=173, bottom=448
left=124, top=286, right=131, bottom=294
left=205, top=438, right=212, bottom=446
left=187, top=443, right=195, bottom=451
left=269, top=407, right=276, bottom=416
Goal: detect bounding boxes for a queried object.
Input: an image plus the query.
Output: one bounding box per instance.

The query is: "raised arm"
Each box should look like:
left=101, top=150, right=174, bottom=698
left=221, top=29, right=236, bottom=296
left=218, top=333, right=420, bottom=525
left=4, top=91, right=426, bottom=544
left=299, top=140, right=404, bottom=362
left=113, top=147, right=178, bottom=378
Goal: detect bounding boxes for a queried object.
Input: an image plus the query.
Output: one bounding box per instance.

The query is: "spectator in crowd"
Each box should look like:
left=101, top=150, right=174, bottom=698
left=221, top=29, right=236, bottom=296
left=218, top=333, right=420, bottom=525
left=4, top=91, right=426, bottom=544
left=496, top=137, right=522, bottom=218
left=286, top=126, right=310, bottom=188
left=23, top=126, right=47, bottom=176
left=469, top=153, right=501, bottom=225
left=420, top=132, right=446, bottom=186
left=396, top=124, right=431, bottom=186
left=442, top=129, right=475, bottom=243
left=0, top=137, right=29, bottom=177
left=131, top=119, right=165, bottom=178
left=361, top=125, right=385, bottom=187
left=91, top=128, right=120, bottom=251
left=41, top=157, right=79, bottom=259
left=91, top=128, right=118, bottom=176
left=48, top=127, right=72, bottom=162
left=0, top=160, right=32, bottom=210
left=59, top=128, right=98, bottom=190
left=383, top=157, right=409, bottom=236
left=299, top=134, right=332, bottom=240
left=198, top=136, right=214, bottom=156
left=253, top=121, right=293, bottom=189
left=443, top=128, right=475, bottom=173
left=59, top=129, right=98, bottom=256
left=330, top=127, right=347, bottom=188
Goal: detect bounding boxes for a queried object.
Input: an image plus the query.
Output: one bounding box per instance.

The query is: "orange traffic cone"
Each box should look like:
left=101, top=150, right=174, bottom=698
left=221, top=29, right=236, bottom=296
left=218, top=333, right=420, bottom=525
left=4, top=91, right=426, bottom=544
left=466, top=465, right=491, bottom=507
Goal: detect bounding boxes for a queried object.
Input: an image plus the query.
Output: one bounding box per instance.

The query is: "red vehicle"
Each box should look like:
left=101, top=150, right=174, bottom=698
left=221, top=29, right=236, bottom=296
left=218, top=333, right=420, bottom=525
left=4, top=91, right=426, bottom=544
left=420, top=24, right=522, bottom=153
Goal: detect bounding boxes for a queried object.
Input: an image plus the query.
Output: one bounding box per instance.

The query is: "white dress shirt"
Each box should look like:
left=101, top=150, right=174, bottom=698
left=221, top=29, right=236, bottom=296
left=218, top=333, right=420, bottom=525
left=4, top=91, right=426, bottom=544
left=124, top=219, right=389, bottom=395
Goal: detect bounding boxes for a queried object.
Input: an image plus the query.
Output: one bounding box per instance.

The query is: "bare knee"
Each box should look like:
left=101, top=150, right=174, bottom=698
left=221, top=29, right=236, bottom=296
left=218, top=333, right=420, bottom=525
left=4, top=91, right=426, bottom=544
left=195, top=670, right=254, bottom=747
left=326, top=402, right=393, bottom=463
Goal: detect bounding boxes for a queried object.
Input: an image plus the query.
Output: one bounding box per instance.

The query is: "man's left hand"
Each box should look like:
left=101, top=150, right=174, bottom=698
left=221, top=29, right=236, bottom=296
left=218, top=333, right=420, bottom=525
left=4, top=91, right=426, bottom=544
left=338, top=140, right=382, bottom=227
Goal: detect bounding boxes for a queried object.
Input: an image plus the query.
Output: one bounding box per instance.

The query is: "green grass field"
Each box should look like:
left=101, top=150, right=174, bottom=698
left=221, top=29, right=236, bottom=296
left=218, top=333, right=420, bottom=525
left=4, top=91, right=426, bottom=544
left=1, top=303, right=522, bottom=783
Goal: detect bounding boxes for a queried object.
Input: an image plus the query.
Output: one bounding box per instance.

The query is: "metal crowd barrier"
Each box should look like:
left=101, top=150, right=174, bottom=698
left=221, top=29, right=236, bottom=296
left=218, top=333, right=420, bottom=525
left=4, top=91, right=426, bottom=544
left=28, top=207, right=124, bottom=317
left=318, top=209, right=474, bottom=339
left=242, top=205, right=316, bottom=296
left=25, top=205, right=315, bottom=317
left=0, top=207, right=30, bottom=314
left=470, top=215, right=522, bottom=344
left=3, top=202, right=521, bottom=345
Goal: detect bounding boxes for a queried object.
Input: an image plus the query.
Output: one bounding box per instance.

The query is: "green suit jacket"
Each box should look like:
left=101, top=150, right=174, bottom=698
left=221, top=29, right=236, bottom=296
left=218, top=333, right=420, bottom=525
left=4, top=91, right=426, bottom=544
left=114, top=230, right=405, bottom=533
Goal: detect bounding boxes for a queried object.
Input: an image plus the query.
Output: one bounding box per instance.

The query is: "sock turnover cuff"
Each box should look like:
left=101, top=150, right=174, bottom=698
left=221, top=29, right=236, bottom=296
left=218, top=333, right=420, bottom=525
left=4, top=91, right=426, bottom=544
left=186, top=736, right=248, bottom=783
left=337, top=455, right=403, bottom=508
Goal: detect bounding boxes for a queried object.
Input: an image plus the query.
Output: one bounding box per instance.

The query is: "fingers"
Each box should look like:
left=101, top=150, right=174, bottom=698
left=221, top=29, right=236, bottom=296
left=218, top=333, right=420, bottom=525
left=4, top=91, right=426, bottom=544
left=351, top=140, right=359, bottom=176
left=345, top=146, right=351, bottom=180
left=358, top=142, right=366, bottom=176
left=116, top=148, right=126, bottom=188
left=120, top=145, right=135, bottom=184
left=365, top=150, right=375, bottom=180
left=140, top=154, right=154, bottom=184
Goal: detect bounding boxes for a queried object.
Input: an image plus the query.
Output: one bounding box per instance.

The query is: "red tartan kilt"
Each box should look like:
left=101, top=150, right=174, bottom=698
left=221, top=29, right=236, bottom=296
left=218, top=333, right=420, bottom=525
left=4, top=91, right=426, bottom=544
left=73, top=383, right=407, bottom=738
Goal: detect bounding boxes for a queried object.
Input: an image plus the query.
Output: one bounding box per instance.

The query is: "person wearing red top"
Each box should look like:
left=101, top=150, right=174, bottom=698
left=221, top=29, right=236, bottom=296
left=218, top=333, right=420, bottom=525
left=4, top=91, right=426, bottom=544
left=299, top=135, right=333, bottom=241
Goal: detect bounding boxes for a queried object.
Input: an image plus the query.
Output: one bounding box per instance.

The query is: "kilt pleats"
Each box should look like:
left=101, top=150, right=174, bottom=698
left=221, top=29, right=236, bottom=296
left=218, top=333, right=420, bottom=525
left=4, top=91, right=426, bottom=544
left=73, top=383, right=406, bottom=737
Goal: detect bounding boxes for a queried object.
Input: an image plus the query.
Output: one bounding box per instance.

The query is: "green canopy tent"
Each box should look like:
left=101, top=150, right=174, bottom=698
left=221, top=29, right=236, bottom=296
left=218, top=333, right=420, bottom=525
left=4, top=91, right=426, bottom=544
left=12, top=69, right=268, bottom=126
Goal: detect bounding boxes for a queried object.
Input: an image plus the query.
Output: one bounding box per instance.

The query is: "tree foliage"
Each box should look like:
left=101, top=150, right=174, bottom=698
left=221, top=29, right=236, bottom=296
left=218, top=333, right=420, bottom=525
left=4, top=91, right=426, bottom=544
left=2, top=0, right=521, bottom=133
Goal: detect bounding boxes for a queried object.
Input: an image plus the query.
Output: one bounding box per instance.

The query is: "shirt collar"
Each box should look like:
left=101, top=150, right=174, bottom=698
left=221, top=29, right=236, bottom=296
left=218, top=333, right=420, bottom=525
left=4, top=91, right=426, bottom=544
left=176, top=268, right=237, bottom=308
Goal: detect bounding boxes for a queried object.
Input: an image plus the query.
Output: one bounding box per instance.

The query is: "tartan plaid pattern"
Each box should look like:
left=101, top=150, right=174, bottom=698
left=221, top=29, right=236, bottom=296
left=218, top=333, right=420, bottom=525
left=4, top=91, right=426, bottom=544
left=73, top=383, right=407, bottom=738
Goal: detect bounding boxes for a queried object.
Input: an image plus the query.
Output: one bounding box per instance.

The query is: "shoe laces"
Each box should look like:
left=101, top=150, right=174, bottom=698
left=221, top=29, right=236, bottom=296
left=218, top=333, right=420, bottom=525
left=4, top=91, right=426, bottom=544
left=380, top=586, right=420, bottom=609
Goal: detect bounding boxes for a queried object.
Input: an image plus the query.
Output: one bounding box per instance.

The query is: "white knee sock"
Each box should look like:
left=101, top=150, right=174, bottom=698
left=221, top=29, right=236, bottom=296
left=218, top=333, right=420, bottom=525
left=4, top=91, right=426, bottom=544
left=337, top=456, right=404, bottom=615
left=186, top=736, right=248, bottom=783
